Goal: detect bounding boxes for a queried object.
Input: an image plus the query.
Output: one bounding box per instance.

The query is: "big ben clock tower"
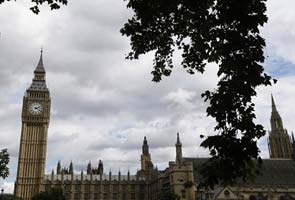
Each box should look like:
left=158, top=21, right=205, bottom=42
left=15, top=51, right=51, bottom=200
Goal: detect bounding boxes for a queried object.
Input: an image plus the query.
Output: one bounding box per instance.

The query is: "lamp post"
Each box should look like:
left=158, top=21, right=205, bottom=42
left=1, top=188, right=4, bottom=200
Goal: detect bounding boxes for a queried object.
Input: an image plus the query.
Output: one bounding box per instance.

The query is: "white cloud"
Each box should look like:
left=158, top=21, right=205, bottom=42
left=0, top=0, right=294, bottom=193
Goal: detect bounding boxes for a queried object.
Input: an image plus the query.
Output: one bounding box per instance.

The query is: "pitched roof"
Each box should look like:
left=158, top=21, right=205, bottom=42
left=183, top=157, right=295, bottom=187
left=34, top=51, right=45, bottom=73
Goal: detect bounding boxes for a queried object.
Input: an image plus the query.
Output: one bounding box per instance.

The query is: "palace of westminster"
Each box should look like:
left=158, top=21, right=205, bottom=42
left=14, top=53, right=295, bottom=200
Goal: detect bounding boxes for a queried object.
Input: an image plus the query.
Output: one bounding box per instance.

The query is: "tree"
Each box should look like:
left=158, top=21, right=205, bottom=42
left=0, top=0, right=275, bottom=189
left=120, top=0, right=274, bottom=189
left=0, top=0, right=67, bottom=14
left=159, top=192, right=179, bottom=200
left=32, top=188, right=65, bottom=200
left=1, top=194, right=22, bottom=200
left=0, top=148, right=9, bottom=179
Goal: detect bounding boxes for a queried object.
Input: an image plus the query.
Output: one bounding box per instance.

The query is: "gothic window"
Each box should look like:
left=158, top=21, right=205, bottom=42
left=94, top=193, right=98, bottom=200
left=104, top=184, right=109, bottom=191
left=84, top=193, right=89, bottom=200
left=140, top=193, right=145, bottom=199
left=65, top=193, right=70, bottom=200
left=75, top=184, right=80, bottom=191
left=249, top=195, right=257, bottom=200
left=275, top=120, right=279, bottom=128
left=103, top=193, right=108, bottom=200
left=45, top=184, right=51, bottom=192
left=113, top=184, right=119, bottom=191
left=279, top=194, right=294, bottom=200
left=131, top=193, right=136, bottom=200
left=140, top=185, right=145, bottom=192
left=113, top=193, right=118, bottom=200
left=224, top=190, right=230, bottom=197
left=64, top=183, right=70, bottom=192
left=95, top=184, right=100, bottom=191
left=181, top=190, right=186, bottom=198
left=130, top=184, right=135, bottom=191
left=74, top=193, right=79, bottom=200
left=122, top=184, right=127, bottom=191
left=84, top=184, right=90, bottom=191
left=122, top=193, right=127, bottom=200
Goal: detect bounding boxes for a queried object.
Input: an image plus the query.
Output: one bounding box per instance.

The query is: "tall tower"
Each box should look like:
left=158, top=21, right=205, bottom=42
left=268, top=95, right=292, bottom=159
left=15, top=51, right=51, bottom=200
left=175, top=132, right=183, bottom=165
left=141, top=136, right=153, bottom=170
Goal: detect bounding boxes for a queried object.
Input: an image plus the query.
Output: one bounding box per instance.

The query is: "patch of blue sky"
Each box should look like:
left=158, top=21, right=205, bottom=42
left=264, top=56, right=295, bottom=78
left=109, top=126, right=131, bottom=139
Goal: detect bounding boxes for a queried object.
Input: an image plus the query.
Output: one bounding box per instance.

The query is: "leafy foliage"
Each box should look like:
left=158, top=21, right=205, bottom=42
left=121, top=0, right=273, bottom=188
left=32, top=188, right=65, bottom=200
left=1, top=194, right=23, bottom=200
left=0, top=0, right=68, bottom=14
left=0, top=148, right=9, bottom=179
left=159, top=192, right=180, bottom=200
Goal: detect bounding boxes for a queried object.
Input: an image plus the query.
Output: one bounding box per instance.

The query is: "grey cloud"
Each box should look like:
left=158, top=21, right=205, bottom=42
left=1, top=0, right=295, bottom=192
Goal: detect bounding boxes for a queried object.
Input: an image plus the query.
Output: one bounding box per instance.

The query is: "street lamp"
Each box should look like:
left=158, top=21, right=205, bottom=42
left=1, top=188, right=4, bottom=200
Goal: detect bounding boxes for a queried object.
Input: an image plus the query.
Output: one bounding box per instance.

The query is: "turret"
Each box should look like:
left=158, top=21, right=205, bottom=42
left=142, top=136, right=149, bottom=155
left=98, top=160, right=103, bottom=175
left=268, top=95, right=293, bottom=159
left=141, top=136, right=153, bottom=171
left=271, top=94, right=284, bottom=130
left=69, top=161, right=73, bottom=175
left=27, top=50, right=48, bottom=93
left=175, top=133, right=183, bottom=165
left=15, top=51, right=51, bottom=200
left=87, top=161, right=92, bottom=175
left=33, top=50, right=46, bottom=81
left=292, top=132, right=295, bottom=160
left=109, top=170, right=112, bottom=181
left=57, top=160, right=61, bottom=175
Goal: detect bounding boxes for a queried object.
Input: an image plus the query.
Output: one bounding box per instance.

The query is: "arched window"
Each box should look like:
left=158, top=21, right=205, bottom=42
left=224, top=190, right=230, bottom=197
left=249, top=195, right=257, bottom=200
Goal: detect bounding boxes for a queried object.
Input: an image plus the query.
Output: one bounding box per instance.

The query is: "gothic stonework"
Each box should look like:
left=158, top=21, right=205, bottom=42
left=268, top=95, right=293, bottom=159
left=15, top=54, right=295, bottom=200
left=15, top=51, right=51, bottom=200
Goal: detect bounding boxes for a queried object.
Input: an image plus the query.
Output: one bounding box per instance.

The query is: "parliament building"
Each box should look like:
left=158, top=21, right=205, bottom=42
left=14, top=53, right=295, bottom=200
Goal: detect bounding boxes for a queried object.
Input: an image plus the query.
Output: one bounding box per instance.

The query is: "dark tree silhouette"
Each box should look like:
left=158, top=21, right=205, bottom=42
left=0, top=0, right=67, bottom=14
left=32, top=188, right=65, bottom=200
left=121, top=0, right=274, bottom=188
left=159, top=192, right=179, bottom=200
left=0, top=148, right=9, bottom=179
left=0, top=0, right=275, bottom=189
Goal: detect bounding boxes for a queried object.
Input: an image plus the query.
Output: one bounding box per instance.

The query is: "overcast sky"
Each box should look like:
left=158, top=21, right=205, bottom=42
left=1, top=0, right=295, bottom=193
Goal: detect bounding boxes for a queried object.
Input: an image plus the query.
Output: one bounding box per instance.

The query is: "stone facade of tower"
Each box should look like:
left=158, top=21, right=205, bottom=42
left=268, top=95, right=293, bottom=159
left=15, top=52, right=51, bottom=200
left=140, top=136, right=153, bottom=171
left=14, top=54, right=295, bottom=200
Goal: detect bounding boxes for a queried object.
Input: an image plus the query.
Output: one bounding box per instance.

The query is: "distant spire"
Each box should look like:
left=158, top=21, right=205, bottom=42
left=175, top=132, right=183, bottom=165
left=270, top=94, right=284, bottom=131
left=34, top=48, right=46, bottom=73
left=98, top=160, right=103, bottom=175
left=271, top=94, right=278, bottom=112
left=69, top=161, right=73, bottom=175
left=176, top=132, right=181, bottom=145
left=142, top=136, right=149, bottom=155
left=87, top=161, right=92, bottom=175
left=57, top=160, right=61, bottom=175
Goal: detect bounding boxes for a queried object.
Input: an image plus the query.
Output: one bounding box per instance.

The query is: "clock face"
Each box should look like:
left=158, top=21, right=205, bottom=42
left=29, top=102, right=43, bottom=115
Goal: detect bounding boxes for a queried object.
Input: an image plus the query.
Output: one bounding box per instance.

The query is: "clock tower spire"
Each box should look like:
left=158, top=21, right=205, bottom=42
left=15, top=51, right=51, bottom=200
